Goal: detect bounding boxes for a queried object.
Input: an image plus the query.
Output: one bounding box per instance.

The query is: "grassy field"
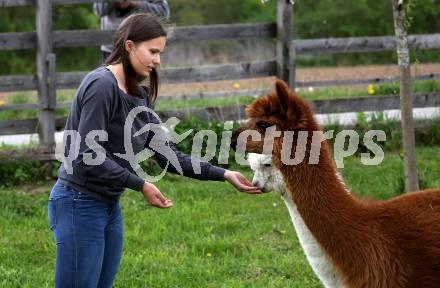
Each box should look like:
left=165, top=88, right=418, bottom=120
left=0, top=147, right=439, bottom=287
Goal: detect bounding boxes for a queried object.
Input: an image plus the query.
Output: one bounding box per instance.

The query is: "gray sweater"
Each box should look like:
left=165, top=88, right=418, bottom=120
left=93, top=0, right=170, bottom=52
left=58, top=67, right=225, bottom=204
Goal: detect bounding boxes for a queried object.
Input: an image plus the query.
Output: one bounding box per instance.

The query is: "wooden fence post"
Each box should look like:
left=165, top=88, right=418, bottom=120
left=391, top=0, right=419, bottom=192
left=289, top=35, right=296, bottom=91
left=276, top=0, right=293, bottom=87
left=36, top=0, right=56, bottom=150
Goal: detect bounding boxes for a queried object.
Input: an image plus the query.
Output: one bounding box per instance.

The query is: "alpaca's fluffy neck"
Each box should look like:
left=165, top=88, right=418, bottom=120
left=273, top=126, right=375, bottom=283
left=281, top=190, right=342, bottom=288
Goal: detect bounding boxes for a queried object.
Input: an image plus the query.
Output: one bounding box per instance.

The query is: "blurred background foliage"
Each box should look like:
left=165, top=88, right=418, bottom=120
left=0, top=0, right=439, bottom=75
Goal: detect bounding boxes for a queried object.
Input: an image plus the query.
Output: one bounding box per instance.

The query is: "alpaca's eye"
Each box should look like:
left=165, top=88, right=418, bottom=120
left=257, top=122, right=272, bottom=130
left=264, top=163, right=272, bottom=167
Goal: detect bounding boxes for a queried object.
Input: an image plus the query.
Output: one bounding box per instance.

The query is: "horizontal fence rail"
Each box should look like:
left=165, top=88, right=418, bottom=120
left=0, top=23, right=276, bottom=50
left=0, top=32, right=35, bottom=50
left=293, top=34, right=440, bottom=55
left=0, top=61, right=277, bottom=92
left=296, top=73, right=440, bottom=88
left=1, top=0, right=93, bottom=7
left=168, top=23, right=276, bottom=42
left=1, top=92, right=439, bottom=136
left=312, top=92, right=440, bottom=114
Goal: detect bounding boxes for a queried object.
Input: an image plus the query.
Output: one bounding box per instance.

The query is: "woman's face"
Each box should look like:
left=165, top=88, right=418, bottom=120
left=126, top=36, right=166, bottom=77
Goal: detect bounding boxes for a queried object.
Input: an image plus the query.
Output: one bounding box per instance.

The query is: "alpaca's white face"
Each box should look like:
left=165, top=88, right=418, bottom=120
left=248, top=153, right=283, bottom=193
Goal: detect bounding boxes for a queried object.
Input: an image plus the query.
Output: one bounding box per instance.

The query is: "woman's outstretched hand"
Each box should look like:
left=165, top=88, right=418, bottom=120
left=141, top=182, right=173, bottom=208
left=224, top=170, right=262, bottom=194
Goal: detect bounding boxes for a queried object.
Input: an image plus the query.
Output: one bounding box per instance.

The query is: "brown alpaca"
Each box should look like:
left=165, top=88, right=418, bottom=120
left=232, top=79, right=440, bottom=288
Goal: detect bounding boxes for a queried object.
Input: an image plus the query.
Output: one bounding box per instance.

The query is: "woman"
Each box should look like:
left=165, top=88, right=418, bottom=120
left=48, top=13, right=261, bottom=288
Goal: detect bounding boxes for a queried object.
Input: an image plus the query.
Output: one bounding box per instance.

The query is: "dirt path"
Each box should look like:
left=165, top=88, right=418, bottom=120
left=160, top=63, right=440, bottom=95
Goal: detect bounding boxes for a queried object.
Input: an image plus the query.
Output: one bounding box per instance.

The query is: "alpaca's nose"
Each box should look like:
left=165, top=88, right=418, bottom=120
left=252, top=180, right=268, bottom=193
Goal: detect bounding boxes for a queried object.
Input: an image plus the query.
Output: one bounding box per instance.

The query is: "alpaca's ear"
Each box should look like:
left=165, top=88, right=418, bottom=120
left=293, top=103, right=309, bottom=130
left=275, top=79, right=290, bottom=115
left=276, top=79, right=310, bottom=130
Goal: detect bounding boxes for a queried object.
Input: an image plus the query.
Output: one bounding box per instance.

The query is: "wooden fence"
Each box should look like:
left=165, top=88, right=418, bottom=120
left=1, top=0, right=440, bottom=152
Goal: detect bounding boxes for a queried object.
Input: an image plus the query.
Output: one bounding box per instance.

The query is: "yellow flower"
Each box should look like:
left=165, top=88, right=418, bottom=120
left=206, top=252, right=212, bottom=257
left=367, top=84, right=375, bottom=95
left=0, top=100, right=6, bottom=106
left=232, top=83, right=241, bottom=89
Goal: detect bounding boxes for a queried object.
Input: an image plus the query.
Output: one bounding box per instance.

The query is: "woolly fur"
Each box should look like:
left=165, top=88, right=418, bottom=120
left=249, top=153, right=342, bottom=288
left=235, top=80, right=440, bottom=288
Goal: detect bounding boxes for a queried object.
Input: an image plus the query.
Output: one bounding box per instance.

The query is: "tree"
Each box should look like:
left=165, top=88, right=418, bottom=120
left=391, top=0, right=419, bottom=192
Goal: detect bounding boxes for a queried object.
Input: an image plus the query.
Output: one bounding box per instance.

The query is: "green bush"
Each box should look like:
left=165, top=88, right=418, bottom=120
left=172, top=116, right=240, bottom=167
left=0, top=161, right=60, bottom=187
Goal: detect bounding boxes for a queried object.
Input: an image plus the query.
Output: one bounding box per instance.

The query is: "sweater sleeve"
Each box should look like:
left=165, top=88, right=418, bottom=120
left=72, top=77, right=145, bottom=192
left=135, top=0, right=170, bottom=19
left=153, top=141, right=226, bottom=181
left=93, top=0, right=117, bottom=17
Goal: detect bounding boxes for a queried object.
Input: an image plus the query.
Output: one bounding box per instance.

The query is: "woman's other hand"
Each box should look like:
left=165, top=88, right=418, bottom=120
left=224, top=170, right=262, bottom=194
left=141, top=182, right=173, bottom=208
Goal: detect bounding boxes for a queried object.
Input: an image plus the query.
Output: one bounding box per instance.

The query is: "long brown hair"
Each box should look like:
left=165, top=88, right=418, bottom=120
left=105, top=13, right=167, bottom=103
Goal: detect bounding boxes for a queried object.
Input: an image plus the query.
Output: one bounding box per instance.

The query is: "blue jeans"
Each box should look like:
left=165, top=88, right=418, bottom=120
left=48, top=181, right=123, bottom=288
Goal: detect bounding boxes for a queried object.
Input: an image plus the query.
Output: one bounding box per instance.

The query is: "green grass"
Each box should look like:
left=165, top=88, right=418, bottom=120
left=1, top=147, right=440, bottom=287
left=155, top=95, right=255, bottom=111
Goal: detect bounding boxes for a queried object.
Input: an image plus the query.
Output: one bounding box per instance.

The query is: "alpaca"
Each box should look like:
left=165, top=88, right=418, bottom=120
left=232, top=79, right=440, bottom=288
left=248, top=152, right=342, bottom=288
